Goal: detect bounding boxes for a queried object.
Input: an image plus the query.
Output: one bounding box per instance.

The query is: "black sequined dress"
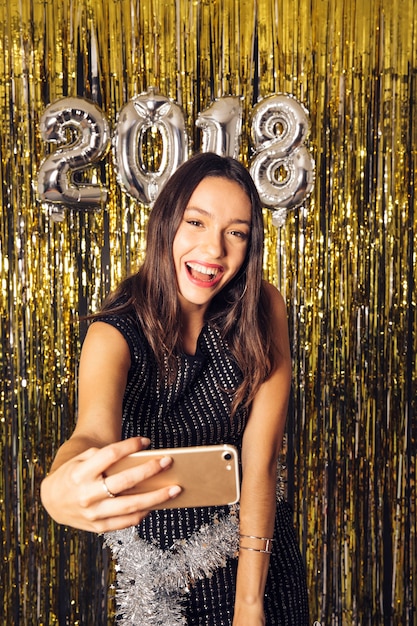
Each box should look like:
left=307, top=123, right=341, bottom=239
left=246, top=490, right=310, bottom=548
left=97, top=312, right=309, bottom=625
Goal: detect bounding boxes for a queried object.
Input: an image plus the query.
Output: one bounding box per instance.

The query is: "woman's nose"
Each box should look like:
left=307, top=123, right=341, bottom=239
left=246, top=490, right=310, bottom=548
left=203, top=230, right=225, bottom=258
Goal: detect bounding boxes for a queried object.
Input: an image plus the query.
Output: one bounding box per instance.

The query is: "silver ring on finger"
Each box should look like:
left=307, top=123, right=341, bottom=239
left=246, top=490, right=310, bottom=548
left=102, top=475, right=117, bottom=498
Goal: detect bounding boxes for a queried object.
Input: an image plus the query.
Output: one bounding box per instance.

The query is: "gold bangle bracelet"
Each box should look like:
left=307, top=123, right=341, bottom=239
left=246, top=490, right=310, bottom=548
left=239, top=534, right=274, bottom=554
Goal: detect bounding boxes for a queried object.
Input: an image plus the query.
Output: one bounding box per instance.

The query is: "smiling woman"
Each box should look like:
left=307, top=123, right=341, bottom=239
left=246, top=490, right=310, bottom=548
left=173, top=177, right=251, bottom=316
left=40, top=152, right=309, bottom=625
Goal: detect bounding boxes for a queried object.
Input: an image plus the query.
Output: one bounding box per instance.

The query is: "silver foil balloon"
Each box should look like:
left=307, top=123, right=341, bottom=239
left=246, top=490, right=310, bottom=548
left=196, top=96, right=242, bottom=158
left=249, top=94, right=315, bottom=212
left=114, top=89, right=188, bottom=204
left=37, top=96, right=111, bottom=210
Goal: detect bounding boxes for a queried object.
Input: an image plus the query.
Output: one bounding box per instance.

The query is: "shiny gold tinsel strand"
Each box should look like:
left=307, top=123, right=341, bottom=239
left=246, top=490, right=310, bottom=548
left=0, top=1, right=416, bottom=624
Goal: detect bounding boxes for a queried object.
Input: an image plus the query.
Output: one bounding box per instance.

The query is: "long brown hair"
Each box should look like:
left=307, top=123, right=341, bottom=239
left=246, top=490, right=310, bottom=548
left=100, top=152, right=275, bottom=413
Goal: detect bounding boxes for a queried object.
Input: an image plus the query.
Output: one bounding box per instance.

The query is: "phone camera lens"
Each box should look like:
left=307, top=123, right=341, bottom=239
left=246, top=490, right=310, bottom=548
left=223, top=452, right=232, bottom=461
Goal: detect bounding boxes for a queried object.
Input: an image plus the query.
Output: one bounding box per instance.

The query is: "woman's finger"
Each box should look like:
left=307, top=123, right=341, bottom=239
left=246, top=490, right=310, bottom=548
left=101, top=455, right=173, bottom=497
left=83, top=485, right=182, bottom=530
left=71, top=437, right=150, bottom=485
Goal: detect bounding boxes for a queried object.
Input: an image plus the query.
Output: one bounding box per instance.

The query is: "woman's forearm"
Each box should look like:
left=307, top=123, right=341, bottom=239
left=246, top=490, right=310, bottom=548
left=234, top=463, right=278, bottom=617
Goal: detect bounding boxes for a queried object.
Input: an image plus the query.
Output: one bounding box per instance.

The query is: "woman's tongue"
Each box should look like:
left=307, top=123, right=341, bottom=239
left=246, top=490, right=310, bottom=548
left=190, top=266, right=214, bottom=282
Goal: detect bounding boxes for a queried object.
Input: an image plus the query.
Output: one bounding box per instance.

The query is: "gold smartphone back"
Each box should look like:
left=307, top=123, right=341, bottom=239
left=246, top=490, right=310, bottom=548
left=106, top=444, right=240, bottom=509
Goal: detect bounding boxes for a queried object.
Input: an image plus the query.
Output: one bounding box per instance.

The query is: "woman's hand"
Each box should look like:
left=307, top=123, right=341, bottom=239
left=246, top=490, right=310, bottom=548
left=40, top=437, right=181, bottom=533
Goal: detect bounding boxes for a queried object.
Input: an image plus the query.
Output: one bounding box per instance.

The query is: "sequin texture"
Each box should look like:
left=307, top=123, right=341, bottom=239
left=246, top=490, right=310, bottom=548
left=95, top=312, right=309, bottom=624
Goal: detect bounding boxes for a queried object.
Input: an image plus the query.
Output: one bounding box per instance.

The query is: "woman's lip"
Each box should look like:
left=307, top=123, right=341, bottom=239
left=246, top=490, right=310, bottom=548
left=186, top=260, right=224, bottom=272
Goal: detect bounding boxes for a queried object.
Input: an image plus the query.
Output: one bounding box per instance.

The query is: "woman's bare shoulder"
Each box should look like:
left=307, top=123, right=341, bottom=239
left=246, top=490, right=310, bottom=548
left=261, top=280, right=287, bottom=312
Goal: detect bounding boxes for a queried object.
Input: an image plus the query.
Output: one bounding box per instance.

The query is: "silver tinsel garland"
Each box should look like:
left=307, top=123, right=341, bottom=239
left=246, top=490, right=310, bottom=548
left=104, top=508, right=240, bottom=625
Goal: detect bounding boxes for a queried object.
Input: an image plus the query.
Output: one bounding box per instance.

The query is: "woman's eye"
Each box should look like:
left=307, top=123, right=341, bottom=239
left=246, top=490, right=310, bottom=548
left=229, top=230, right=248, bottom=239
left=187, top=219, right=202, bottom=227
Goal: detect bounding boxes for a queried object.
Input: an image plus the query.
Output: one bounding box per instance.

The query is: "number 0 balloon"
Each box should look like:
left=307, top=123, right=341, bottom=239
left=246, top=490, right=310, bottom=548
left=114, top=89, right=188, bottom=204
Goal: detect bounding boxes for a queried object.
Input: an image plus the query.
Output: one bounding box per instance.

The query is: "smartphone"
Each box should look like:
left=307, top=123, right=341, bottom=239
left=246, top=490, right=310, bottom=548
left=106, top=444, right=240, bottom=509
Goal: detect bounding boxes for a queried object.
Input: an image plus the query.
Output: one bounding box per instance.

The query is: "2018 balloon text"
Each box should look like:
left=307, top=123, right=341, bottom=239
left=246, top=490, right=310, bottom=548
left=37, top=91, right=315, bottom=215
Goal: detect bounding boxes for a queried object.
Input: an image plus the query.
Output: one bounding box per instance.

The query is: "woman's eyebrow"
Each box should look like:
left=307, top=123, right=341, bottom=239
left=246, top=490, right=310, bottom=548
left=184, top=206, right=251, bottom=226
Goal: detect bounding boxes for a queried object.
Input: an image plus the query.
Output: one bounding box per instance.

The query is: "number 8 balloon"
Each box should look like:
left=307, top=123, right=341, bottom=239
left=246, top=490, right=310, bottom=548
left=249, top=94, right=315, bottom=223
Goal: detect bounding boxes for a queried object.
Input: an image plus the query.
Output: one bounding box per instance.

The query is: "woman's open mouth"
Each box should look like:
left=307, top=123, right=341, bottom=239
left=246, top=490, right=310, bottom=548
left=185, top=261, right=223, bottom=286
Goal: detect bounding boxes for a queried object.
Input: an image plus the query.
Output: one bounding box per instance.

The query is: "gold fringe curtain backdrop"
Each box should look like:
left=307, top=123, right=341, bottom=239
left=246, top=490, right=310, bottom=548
left=0, top=0, right=416, bottom=624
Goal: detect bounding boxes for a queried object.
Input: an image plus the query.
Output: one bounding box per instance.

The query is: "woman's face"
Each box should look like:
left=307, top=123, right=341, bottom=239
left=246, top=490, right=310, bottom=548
left=172, top=176, right=252, bottom=314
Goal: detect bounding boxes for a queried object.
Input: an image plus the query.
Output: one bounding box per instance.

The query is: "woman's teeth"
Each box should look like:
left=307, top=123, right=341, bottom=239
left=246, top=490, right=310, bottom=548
left=186, top=262, right=219, bottom=281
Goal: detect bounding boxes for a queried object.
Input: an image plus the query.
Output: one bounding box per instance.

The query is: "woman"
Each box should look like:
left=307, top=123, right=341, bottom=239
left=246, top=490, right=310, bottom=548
left=41, top=152, right=309, bottom=625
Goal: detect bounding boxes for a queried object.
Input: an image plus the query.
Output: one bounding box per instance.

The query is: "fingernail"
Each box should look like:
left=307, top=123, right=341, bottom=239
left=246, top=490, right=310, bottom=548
left=159, top=456, right=172, bottom=469
left=169, top=486, right=181, bottom=498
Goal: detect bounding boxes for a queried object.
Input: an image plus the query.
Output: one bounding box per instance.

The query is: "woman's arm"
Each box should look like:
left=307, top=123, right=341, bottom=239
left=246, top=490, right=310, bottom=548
left=233, top=283, right=292, bottom=625
left=40, top=321, right=181, bottom=532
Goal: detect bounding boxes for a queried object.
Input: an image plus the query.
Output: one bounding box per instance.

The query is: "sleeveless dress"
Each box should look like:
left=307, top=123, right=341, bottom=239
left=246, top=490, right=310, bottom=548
left=98, top=311, right=309, bottom=625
